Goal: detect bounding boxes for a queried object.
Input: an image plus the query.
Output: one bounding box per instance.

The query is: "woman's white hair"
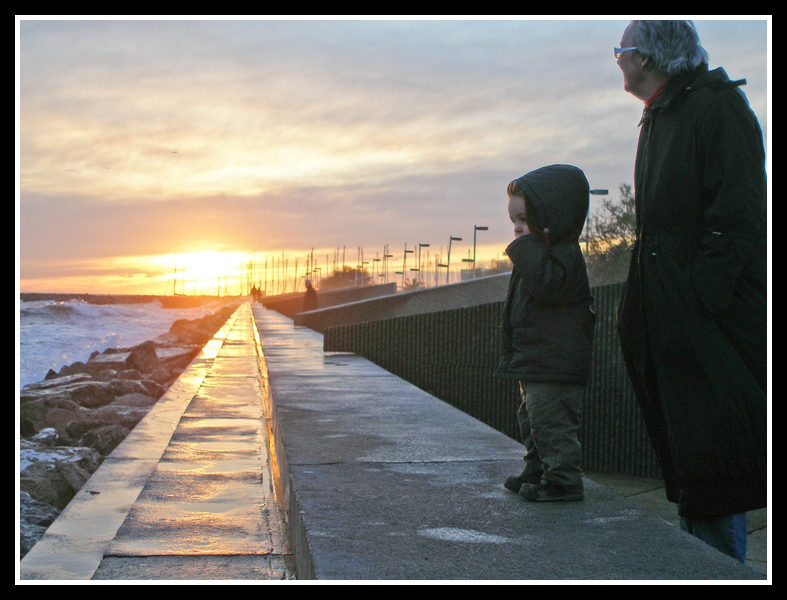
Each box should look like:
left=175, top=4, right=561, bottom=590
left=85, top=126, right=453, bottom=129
left=630, top=20, right=709, bottom=76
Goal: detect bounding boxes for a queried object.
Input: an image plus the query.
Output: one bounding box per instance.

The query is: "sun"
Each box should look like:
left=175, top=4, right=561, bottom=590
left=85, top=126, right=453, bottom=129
left=164, top=251, right=246, bottom=296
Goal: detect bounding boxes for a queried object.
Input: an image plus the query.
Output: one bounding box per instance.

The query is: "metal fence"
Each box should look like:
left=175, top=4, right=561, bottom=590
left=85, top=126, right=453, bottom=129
left=323, top=281, right=661, bottom=478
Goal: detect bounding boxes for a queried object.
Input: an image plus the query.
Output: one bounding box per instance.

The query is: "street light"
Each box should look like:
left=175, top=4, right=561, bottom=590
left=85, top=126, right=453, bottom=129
left=417, top=244, right=430, bottom=287
left=586, top=189, right=609, bottom=257
left=472, top=226, right=488, bottom=279
left=437, top=236, right=462, bottom=285
left=396, top=244, right=414, bottom=291
left=383, top=249, right=393, bottom=284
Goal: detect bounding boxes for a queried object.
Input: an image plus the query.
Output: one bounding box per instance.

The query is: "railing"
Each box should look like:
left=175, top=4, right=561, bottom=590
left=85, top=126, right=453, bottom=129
left=323, top=281, right=660, bottom=478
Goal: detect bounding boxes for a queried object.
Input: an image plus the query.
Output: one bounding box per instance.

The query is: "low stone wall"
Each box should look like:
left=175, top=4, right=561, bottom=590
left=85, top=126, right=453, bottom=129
left=262, top=282, right=397, bottom=320
left=296, top=274, right=510, bottom=333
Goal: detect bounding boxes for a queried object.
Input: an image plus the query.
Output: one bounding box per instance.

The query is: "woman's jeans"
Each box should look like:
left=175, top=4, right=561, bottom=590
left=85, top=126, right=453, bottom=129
left=517, top=381, right=583, bottom=490
left=680, top=513, right=748, bottom=563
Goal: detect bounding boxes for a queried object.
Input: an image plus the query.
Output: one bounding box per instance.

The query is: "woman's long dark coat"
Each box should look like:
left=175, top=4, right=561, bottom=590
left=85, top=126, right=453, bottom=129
left=617, top=65, right=767, bottom=519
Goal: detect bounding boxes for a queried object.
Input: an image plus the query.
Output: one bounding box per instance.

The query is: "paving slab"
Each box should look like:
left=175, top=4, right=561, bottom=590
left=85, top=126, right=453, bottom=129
left=92, top=554, right=296, bottom=580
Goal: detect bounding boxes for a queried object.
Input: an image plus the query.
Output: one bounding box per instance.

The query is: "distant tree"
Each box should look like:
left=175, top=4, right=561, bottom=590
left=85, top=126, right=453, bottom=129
left=401, top=277, right=424, bottom=291
left=319, top=266, right=372, bottom=290
left=585, top=183, right=636, bottom=287
left=487, top=257, right=513, bottom=275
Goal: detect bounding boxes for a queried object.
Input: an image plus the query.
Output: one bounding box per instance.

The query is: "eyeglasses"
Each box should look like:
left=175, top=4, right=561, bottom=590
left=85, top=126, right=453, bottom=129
left=614, top=47, right=638, bottom=59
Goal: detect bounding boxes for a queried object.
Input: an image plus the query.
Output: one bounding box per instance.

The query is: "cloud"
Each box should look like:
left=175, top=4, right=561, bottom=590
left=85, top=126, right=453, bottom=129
left=18, top=18, right=769, bottom=293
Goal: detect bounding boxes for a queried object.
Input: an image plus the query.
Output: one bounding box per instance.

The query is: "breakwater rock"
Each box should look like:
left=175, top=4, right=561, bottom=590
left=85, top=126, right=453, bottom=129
left=18, top=303, right=241, bottom=558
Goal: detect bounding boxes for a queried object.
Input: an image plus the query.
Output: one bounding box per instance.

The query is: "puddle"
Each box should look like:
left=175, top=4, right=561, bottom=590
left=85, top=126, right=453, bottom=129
left=417, top=527, right=511, bottom=544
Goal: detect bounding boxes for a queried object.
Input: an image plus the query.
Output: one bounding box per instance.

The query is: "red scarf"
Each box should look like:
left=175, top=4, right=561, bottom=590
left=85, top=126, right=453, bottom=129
left=645, top=80, right=670, bottom=108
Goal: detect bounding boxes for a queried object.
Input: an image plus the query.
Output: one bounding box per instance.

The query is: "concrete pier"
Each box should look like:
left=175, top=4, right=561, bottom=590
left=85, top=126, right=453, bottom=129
left=20, top=303, right=294, bottom=580
left=19, top=302, right=767, bottom=581
left=252, top=304, right=766, bottom=581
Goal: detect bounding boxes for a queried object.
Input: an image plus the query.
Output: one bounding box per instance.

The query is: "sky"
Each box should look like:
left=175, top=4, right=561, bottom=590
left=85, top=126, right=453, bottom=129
left=16, top=16, right=771, bottom=296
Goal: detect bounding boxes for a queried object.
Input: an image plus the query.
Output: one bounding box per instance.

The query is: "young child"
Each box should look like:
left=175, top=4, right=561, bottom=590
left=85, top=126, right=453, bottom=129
left=495, top=165, right=596, bottom=502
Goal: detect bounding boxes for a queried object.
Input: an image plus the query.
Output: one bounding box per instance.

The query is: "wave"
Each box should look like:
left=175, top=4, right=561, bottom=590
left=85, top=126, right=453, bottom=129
left=20, top=299, right=161, bottom=322
left=18, top=298, right=226, bottom=389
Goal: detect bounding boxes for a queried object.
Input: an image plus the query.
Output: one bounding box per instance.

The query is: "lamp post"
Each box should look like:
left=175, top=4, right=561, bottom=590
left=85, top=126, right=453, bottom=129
left=437, top=236, right=462, bottom=285
left=417, top=243, right=429, bottom=288
left=383, top=247, right=393, bottom=284
left=396, top=244, right=414, bottom=291
left=587, top=189, right=609, bottom=257
left=472, top=226, right=488, bottom=279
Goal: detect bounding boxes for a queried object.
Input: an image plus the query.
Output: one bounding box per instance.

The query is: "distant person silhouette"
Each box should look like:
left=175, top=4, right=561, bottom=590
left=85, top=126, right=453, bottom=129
left=303, top=280, right=319, bottom=312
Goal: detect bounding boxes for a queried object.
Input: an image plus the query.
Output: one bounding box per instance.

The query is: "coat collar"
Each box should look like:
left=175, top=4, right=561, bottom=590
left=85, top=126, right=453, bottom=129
left=637, top=64, right=746, bottom=126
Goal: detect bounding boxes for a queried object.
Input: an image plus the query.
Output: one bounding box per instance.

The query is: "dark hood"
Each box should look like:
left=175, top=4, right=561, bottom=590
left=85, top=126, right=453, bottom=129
left=512, top=164, right=589, bottom=244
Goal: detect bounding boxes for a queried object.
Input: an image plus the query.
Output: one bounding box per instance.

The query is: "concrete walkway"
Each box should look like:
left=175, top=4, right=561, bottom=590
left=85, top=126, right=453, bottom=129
left=19, top=302, right=768, bottom=581
left=252, top=305, right=766, bottom=581
left=586, top=472, right=768, bottom=577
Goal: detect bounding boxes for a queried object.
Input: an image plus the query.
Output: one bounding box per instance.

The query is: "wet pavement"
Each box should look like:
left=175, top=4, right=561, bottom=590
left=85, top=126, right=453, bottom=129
left=20, top=303, right=295, bottom=580
left=252, top=304, right=766, bottom=581
left=585, top=471, right=768, bottom=577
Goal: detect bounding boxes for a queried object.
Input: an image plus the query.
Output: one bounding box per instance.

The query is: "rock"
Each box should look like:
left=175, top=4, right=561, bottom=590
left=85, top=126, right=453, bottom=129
left=148, top=366, right=174, bottom=384
left=65, top=419, right=108, bottom=439
left=20, top=491, right=61, bottom=558
left=94, top=369, right=118, bottom=382
left=92, top=404, right=151, bottom=429
left=57, top=361, right=88, bottom=377
left=20, top=396, right=85, bottom=439
left=117, top=369, right=142, bottom=380
left=140, top=379, right=166, bottom=399
left=44, top=369, right=58, bottom=380
left=20, top=439, right=101, bottom=510
left=109, top=378, right=152, bottom=398
left=20, top=380, right=116, bottom=409
left=124, top=340, right=159, bottom=374
left=23, top=373, right=93, bottom=391
left=153, top=331, right=180, bottom=345
left=110, top=392, right=158, bottom=407
left=78, top=424, right=130, bottom=456
left=31, top=427, right=59, bottom=446
left=67, top=381, right=117, bottom=408
left=84, top=352, right=129, bottom=374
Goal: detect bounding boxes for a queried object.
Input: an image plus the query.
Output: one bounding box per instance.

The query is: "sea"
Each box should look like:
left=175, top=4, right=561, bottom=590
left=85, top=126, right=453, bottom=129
left=17, top=298, right=228, bottom=390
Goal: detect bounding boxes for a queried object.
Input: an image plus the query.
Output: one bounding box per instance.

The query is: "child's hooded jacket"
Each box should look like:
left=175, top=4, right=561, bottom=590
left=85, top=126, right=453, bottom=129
left=495, top=164, right=595, bottom=385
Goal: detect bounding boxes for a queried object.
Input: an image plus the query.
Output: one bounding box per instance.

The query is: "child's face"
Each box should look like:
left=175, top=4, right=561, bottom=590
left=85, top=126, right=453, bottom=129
left=507, top=194, right=531, bottom=238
